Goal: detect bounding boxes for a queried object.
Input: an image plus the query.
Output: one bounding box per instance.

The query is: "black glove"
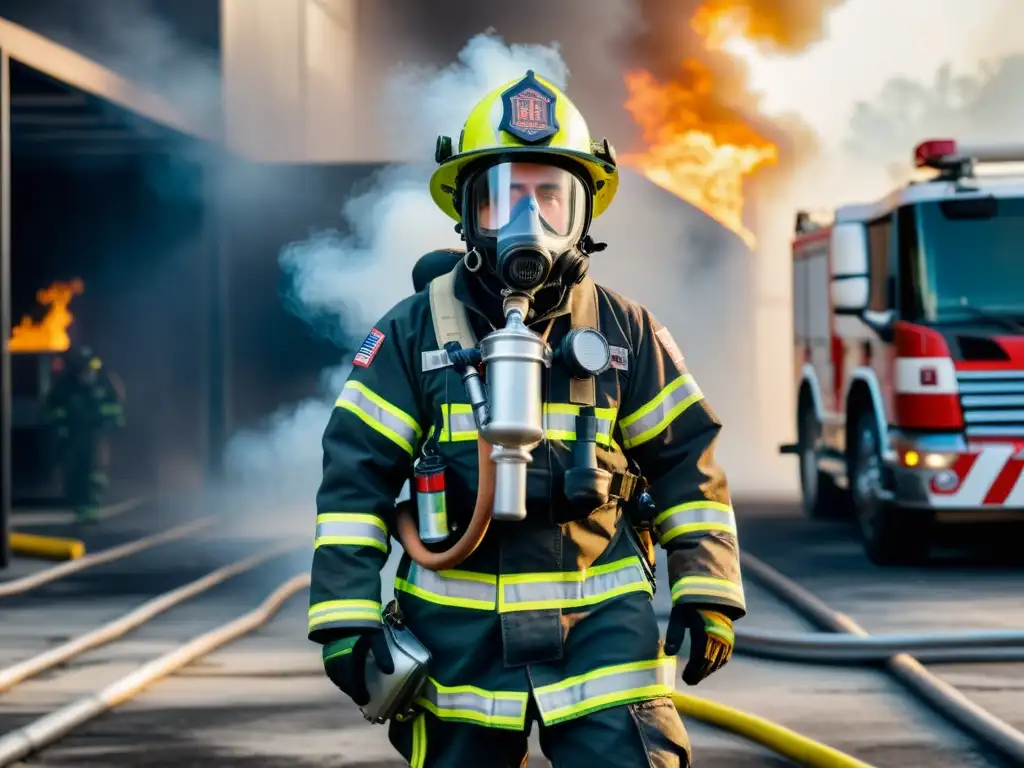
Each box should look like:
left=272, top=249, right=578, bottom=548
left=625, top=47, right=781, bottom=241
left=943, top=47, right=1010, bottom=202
left=664, top=606, right=735, bottom=686
left=322, top=630, right=395, bottom=706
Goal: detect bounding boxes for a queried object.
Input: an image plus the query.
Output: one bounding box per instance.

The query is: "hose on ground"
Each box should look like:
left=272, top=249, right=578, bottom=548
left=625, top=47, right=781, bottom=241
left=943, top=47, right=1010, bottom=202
left=735, top=626, right=1024, bottom=664
left=672, top=691, right=876, bottom=768
left=741, top=552, right=1024, bottom=764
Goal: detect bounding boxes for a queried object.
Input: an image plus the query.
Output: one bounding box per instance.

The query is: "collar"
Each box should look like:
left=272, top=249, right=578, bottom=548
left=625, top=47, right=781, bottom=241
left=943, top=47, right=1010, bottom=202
left=452, top=260, right=583, bottom=331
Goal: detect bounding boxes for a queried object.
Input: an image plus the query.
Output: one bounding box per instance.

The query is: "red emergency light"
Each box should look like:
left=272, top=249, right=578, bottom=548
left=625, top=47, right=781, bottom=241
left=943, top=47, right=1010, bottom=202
left=914, top=139, right=959, bottom=169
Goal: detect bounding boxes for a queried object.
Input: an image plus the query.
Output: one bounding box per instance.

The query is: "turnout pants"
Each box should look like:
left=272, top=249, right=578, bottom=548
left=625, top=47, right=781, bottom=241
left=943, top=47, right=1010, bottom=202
left=389, top=697, right=691, bottom=768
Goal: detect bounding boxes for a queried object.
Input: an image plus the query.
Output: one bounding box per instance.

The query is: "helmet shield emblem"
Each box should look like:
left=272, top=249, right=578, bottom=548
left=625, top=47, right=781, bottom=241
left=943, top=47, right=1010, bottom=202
left=499, top=70, right=560, bottom=144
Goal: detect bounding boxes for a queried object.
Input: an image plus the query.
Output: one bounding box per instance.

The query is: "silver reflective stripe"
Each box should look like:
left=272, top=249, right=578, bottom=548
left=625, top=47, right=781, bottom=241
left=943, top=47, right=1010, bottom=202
left=654, top=502, right=735, bottom=545
left=620, top=375, right=703, bottom=449
left=308, top=599, right=381, bottom=633
left=670, top=575, right=746, bottom=610
left=337, top=382, right=421, bottom=455
left=314, top=513, right=389, bottom=553
left=418, top=678, right=529, bottom=730
left=499, top=557, right=651, bottom=612
left=534, top=659, right=677, bottom=725
left=442, top=406, right=478, bottom=440
left=542, top=408, right=615, bottom=444
left=397, top=564, right=497, bottom=610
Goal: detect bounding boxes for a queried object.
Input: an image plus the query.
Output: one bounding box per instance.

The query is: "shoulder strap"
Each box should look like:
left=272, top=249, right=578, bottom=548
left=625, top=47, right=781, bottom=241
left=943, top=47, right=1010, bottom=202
left=569, top=277, right=599, bottom=406
left=429, top=268, right=477, bottom=350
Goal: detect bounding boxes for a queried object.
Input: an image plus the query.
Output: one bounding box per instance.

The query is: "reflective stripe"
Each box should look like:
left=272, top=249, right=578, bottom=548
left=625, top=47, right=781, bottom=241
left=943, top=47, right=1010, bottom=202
left=308, top=599, right=382, bottom=634
left=534, top=658, right=677, bottom=726
left=396, top=557, right=651, bottom=613
left=100, top=404, right=122, bottom=414
left=619, top=375, right=703, bottom=449
left=654, top=501, right=736, bottom=545
left=416, top=677, right=529, bottom=730
left=396, top=564, right=497, bottom=610
left=438, top=402, right=618, bottom=447
left=314, top=512, right=389, bottom=554
left=670, top=575, right=746, bottom=611
left=336, top=381, right=422, bottom=455
left=499, top=556, right=652, bottom=613
left=542, top=404, right=618, bottom=448
left=410, top=713, right=427, bottom=768
left=440, top=404, right=477, bottom=441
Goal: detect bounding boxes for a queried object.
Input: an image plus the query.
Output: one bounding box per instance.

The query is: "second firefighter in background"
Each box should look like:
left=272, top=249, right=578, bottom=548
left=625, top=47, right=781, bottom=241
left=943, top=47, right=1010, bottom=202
left=308, top=70, right=746, bottom=767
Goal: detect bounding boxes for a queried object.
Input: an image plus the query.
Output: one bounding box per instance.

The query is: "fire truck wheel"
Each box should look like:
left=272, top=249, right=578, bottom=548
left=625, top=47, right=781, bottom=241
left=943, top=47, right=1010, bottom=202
left=850, top=411, right=932, bottom=566
left=798, top=404, right=848, bottom=519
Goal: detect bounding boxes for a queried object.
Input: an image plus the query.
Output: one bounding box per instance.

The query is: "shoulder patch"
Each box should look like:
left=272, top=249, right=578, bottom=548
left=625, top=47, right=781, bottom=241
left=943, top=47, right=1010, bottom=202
left=609, top=345, right=629, bottom=371
left=353, top=328, right=385, bottom=368
left=654, top=326, right=685, bottom=368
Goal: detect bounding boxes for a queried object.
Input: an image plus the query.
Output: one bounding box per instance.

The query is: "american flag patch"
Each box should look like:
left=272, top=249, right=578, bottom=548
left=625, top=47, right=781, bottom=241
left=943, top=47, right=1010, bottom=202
left=353, top=328, right=385, bottom=368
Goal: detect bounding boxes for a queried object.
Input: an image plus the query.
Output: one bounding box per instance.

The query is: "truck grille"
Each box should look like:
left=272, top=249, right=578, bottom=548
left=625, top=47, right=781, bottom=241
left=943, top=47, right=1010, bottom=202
left=957, top=370, right=1024, bottom=437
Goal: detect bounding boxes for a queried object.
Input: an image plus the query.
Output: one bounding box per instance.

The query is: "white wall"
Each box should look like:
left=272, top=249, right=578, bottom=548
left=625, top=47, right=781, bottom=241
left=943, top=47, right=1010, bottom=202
left=221, top=0, right=357, bottom=162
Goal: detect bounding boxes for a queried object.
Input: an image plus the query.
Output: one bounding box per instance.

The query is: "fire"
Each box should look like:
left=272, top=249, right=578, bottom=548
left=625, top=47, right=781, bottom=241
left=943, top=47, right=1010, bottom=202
left=620, top=6, right=779, bottom=248
left=8, top=279, right=84, bottom=353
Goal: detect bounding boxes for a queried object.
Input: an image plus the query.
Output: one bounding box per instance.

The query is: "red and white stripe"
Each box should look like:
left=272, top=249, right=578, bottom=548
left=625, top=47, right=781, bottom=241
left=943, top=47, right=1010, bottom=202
left=927, top=443, right=1024, bottom=508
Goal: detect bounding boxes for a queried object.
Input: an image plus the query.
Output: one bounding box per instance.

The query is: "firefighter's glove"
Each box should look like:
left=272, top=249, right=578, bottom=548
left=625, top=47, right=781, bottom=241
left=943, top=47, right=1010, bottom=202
left=664, top=606, right=734, bottom=686
left=322, top=630, right=394, bottom=707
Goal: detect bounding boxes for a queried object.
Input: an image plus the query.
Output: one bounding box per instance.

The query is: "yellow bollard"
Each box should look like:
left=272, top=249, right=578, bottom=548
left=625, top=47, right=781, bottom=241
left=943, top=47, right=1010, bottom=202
left=9, top=533, right=86, bottom=561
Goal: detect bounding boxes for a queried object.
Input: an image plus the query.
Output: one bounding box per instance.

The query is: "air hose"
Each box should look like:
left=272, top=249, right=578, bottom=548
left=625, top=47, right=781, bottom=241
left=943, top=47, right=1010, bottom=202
left=394, top=438, right=494, bottom=571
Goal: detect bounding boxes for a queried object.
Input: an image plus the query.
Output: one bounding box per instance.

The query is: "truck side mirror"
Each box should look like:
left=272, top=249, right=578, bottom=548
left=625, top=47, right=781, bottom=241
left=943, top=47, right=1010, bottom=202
left=829, top=222, right=870, bottom=315
left=831, top=275, right=869, bottom=315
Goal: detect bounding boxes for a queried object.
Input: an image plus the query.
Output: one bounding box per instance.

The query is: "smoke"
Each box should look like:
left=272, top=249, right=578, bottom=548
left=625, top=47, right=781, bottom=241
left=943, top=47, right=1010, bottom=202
left=843, top=56, right=1024, bottom=191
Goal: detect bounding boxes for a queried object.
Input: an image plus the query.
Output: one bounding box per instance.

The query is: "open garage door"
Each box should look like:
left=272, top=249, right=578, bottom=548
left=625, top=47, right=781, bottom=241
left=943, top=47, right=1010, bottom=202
left=0, top=18, right=217, bottom=567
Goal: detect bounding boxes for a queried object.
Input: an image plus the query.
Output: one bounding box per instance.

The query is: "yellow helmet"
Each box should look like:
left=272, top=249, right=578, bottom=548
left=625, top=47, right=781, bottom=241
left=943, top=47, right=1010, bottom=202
left=429, top=70, right=619, bottom=224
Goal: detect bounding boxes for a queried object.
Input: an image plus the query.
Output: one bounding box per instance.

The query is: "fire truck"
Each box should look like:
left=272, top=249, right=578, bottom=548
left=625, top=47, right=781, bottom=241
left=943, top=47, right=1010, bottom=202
left=780, top=139, right=1024, bottom=565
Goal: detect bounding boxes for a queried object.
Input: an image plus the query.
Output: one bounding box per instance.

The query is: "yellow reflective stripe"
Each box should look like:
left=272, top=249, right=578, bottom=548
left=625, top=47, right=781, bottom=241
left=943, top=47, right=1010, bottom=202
left=534, top=658, right=676, bottom=726
left=670, top=575, right=746, bottom=610
left=498, top=556, right=652, bottom=612
left=314, top=513, right=389, bottom=553
left=542, top=404, right=618, bottom=447
left=410, top=713, right=427, bottom=768
left=307, top=599, right=382, bottom=634
left=619, top=375, right=703, bottom=449
left=440, top=403, right=477, bottom=442
left=396, top=564, right=497, bottom=611
left=396, top=557, right=651, bottom=613
left=100, top=403, right=122, bottom=414
left=416, top=678, right=529, bottom=730
left=654, top=501, right=736, bottom=546
left=336, top=380, right=422, bottom=455
left=437, top=402, right=619, bottom=447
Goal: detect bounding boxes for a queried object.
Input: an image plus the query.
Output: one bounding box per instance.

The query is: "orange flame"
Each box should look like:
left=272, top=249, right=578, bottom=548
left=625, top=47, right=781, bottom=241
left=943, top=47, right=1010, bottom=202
left=620, top=6, right=778, bottom=248
left=8, top=279, right=84, bottom=353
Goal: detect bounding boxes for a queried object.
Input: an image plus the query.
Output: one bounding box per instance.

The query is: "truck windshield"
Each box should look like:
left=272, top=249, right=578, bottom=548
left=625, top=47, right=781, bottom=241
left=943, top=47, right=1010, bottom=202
left=916, top=197, right=1024, bottom=323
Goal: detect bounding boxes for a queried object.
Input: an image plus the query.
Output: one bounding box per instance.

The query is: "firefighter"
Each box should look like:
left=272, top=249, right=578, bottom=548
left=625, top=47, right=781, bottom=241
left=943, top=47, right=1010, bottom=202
left=309, top=70, right=745, bottom=767
left=44, top=346, right=124, bottom=522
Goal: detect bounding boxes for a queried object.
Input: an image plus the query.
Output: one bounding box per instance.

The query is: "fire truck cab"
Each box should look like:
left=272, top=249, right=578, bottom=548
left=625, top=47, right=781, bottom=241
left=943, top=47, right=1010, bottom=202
left=781, top=139, right=1024, bottom=564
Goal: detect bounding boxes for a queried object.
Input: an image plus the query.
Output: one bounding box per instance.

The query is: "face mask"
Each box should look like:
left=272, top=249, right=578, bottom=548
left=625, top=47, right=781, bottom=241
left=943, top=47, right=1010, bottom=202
left=494, top=195, right=561, bottom=293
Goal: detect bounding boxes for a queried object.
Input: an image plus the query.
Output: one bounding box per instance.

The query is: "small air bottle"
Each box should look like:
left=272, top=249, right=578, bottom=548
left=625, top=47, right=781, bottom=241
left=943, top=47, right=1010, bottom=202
left=414, top=453, right=449, bottom=543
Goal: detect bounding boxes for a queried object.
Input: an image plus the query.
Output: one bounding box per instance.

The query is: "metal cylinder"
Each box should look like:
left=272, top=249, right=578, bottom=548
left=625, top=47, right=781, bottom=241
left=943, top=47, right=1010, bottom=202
left=414, top=456, right=449, bottom=543
left=490, top=446, right=531, bottom=522
left=479, top=311, right=547, bottom=447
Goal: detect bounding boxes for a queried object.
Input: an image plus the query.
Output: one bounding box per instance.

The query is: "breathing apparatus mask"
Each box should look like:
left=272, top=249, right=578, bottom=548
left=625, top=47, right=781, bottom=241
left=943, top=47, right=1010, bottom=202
left=462, top=161, right=591, bottom=296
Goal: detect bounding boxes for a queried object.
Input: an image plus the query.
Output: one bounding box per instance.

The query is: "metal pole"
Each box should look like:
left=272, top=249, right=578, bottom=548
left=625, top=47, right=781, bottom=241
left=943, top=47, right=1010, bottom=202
left=0, top=51, right=11, bottom=570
